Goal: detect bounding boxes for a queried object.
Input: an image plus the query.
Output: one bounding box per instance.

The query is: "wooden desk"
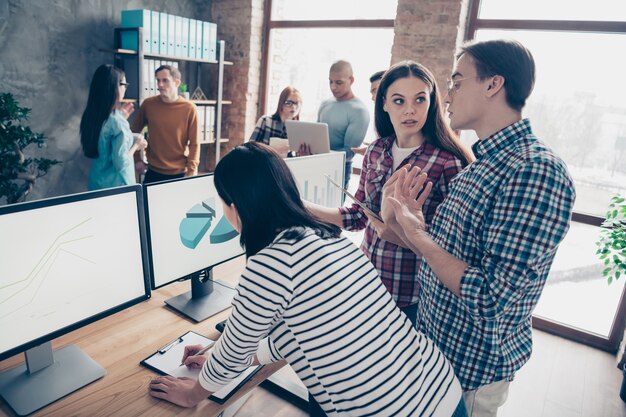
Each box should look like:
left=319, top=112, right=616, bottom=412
left=0, top=258, right=285, bottom=417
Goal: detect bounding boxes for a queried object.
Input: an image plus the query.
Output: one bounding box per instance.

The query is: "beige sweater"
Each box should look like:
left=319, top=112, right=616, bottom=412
left=131, top=96, right=199, bottom=175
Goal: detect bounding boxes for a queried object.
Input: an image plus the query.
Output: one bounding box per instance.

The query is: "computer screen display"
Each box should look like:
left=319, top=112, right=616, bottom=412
left=0, top=185, right=150, bottom=361
left=285, top=152, right=345, bottom=208
left=145, top=174, right=245, bottom=289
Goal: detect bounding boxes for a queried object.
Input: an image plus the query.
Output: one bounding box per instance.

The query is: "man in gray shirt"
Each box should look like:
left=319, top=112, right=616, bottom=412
left=318, top=60, right=370, bottom=190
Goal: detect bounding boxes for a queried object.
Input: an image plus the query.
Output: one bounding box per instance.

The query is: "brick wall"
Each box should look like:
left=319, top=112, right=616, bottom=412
left=392, top=0, right=470, bottom=91
left=206, top=0, right=265, bottom=169
left=213, top=0, right=470, bottom=167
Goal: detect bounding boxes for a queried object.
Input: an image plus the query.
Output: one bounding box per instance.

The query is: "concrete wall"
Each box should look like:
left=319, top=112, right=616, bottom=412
left=0, top=0, right=211, bottom=202
left=0, top=0, right=470, bottom=203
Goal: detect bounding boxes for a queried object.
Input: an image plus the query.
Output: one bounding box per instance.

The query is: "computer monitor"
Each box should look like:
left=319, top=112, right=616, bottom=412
left=284, top=152, right=345, bottom=208
left=0, top=185, right=151, bottom=416
left=144, top=173, right=244, bottom=322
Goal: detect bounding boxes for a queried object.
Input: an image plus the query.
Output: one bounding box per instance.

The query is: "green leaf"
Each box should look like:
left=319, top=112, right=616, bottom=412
left=0, top=92, right=60, bottom=203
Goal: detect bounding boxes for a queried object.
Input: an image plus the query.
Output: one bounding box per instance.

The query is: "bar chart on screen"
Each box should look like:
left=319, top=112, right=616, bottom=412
left=285, top=152, right=345, bottom=209
left=301, top=171, right=341, bottom=207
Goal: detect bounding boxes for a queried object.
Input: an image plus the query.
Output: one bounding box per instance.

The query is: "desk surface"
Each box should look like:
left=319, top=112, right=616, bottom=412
left=0, top=258, right=285, bottom=417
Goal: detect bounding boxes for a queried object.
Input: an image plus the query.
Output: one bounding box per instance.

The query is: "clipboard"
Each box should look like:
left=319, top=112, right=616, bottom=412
left=140, top=330, right=262, bottom=404
left=325, top=175, right=383, bottom=222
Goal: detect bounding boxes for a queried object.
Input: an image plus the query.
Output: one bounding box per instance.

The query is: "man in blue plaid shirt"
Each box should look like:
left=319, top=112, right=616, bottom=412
left=381, top=39, right=576, bottom=417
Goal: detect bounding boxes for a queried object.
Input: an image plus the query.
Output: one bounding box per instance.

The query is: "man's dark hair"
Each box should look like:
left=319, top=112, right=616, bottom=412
left=459, top=39, right=535, bottom=112
left=369, top=70, right=385, bottom=83
left=214, top=142, right=340, bottom=257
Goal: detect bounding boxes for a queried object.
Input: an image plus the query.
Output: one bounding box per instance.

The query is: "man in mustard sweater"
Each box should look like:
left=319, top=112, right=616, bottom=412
left=132, top=65, right=199, bottom=184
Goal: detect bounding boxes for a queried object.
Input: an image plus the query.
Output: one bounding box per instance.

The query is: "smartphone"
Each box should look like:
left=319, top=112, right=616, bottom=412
left=215, top=320, right=227, bottom=333
left=325, top=175, right=383, bottom=222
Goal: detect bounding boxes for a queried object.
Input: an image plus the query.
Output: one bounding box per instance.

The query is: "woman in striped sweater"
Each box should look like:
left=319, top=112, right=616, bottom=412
left=149, top=142, right=466, bottom=417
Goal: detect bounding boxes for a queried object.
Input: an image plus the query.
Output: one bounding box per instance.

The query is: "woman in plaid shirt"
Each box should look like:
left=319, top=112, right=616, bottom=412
left=308, top=61, right=473, bottom=324
left=249, top=86, right=302, bottom=156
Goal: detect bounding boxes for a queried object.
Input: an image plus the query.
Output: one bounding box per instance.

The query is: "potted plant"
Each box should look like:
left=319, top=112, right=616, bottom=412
left=0, top=92, right=61, bottom=205
left=598, top=194, right=626, bottom=284
left=596, top=193, right=626, bottom=401
left=179, top=83, right=189, bottom=100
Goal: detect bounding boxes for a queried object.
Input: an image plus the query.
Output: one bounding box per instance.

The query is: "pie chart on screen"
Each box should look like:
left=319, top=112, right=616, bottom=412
left=179, top=198, right=238, bottom=249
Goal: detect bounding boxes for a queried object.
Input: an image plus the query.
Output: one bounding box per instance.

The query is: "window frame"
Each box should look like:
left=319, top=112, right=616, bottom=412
left=259, top=0, right=394, bottom=118
left=467, top=0, right=626, bottom=352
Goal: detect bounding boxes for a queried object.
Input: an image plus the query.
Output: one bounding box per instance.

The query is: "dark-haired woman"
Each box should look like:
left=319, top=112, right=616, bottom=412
left=307, top=61, right=474, bottom=326
left=80, top=64, right=146, bottom=190
left=148, top=142, right=466, bottom=417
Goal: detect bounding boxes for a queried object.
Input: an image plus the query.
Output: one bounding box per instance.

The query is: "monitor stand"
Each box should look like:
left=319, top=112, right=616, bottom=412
left=165, top=267, right=237, bottom=322
left=0, top=342, right=105, bottom=416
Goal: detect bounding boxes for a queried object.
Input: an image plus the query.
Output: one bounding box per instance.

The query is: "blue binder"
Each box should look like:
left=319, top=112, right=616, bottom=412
left=195, top=19, right=203, bottom=59
left=188, top=19, right=197, bottom=58
left=121, top=9, right=151, bottom=52
left=151, top=11, right=160, bottom=53
left=209, top=22, right=217, bottom=61
left=167, top=13, right=176, bottom=55
left=159, top=12, right=168, bottom=54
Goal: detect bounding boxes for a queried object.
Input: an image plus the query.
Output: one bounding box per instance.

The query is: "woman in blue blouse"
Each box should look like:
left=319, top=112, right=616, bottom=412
left=80, top=64, right=147, bottom=190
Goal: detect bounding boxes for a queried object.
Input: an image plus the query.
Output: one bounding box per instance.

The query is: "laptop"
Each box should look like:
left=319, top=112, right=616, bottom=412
left=285, top=120, right=331, bottom=155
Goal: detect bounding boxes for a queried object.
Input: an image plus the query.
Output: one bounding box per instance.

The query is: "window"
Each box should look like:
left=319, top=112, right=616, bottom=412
left=477, top=0, right=626, bottom=22
left=271, top=0, right=397, bottom=21
left=468, top=0, right=626, bottom=351
left=262, top=0, right=397, bottom=143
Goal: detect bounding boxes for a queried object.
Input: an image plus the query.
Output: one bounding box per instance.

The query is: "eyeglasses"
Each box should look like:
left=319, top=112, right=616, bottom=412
left=283, top=100, right=300, bottom=108
left=119, top=82, right=130, bottom=87
left=445, top=76, right=480, bottom=95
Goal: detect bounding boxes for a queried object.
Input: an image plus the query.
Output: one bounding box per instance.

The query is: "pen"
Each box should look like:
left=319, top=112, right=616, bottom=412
left=179, top=344, right=212, bottom=367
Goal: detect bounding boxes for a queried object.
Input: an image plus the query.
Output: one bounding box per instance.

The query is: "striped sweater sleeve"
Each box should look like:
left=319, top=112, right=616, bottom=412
left=197, top=249, right=293, bottom=392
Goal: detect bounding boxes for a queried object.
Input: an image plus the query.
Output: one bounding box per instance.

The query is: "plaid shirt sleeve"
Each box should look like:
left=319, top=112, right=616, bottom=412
left=425, top=157, right=464, bottom=224
left=438, top=158, right=464, bottom=197
left=250, top=117, right=270, bottom=144
left=459, top=160, right=575, bottom=319
left=339, top=146, right=371, bottom=231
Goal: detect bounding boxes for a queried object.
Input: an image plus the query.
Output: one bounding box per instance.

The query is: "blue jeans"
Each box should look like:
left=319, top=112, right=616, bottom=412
left=341, top=160, right=352, bottom=203
left=309, top=393, right=327, bottom=417
left=400, top=303, right=419, bottom=328
left=343, top=160, right=352, bottom=190
left=452, top=397, right=469, bottom=417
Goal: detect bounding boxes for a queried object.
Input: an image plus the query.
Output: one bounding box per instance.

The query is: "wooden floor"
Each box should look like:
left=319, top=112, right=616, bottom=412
left=228, top=329, right=626, bottom=417
left=500, top=330, right=626, bottom=417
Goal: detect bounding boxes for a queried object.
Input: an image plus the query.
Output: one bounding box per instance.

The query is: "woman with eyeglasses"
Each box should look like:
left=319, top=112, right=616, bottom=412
left=249, top=85, right=302, bottom=156
left=306, top=61, right=474, bottom=327
left=80, top=64, right=147, bottom=190
left=148, top=142, right=466, bottom=417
